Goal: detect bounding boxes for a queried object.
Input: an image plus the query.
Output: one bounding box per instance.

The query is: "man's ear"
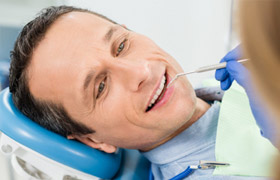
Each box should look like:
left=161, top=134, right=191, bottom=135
left=67, top=134, right=117, bottom=153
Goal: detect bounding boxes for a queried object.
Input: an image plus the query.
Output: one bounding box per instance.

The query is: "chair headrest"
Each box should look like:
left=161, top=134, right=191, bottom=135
left=0, top=88, right=122, bottom=179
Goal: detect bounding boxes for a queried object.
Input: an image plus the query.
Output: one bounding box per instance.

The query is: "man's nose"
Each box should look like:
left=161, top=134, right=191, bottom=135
left=111, top=59, right=150, bottom=91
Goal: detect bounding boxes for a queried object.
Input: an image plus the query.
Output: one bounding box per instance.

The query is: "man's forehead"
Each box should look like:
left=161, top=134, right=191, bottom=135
left=42, top=11, right=115, bottom=46
left=32, top=11, right=117, bottom=69
left=57, top=11, right=113, bottom=28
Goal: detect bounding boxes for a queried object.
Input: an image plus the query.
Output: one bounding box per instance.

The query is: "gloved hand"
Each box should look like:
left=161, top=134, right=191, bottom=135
left=215, top=46, right=277, bottom=146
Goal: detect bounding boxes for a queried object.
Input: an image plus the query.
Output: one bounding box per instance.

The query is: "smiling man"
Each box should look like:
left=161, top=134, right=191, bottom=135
left=9, top=6, right=269, bottom=180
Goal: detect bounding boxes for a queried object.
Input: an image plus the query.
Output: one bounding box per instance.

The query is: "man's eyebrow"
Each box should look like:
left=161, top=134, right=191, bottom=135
left=83, top=70, right=95, bottom=92
left=104, top=26, right=117, bottom=42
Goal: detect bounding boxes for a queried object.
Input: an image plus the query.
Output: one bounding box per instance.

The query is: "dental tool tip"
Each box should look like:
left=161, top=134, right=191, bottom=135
left=167, top=79, right=175, bottom=88
left=167, top=71, right=195, bottom=88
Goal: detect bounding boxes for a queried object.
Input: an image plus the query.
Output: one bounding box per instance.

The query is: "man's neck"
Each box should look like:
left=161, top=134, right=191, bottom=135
left=142, top=98, right=210, bottom=152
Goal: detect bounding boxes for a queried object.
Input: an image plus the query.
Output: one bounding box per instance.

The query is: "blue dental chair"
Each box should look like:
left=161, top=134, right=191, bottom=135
left=0, top=88, right=150, bottom=179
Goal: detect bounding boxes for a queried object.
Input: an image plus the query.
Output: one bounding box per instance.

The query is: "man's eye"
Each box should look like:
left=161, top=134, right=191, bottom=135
left=96, top=80, right=106, bottom=99
left=116, top=39, right=127, bottom=57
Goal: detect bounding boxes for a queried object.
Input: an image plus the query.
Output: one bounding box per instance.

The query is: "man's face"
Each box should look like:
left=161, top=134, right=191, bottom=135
left=28, top=12, right=196, bottom=150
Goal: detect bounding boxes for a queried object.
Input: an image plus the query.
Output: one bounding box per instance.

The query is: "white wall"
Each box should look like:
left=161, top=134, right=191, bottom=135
left=66, top=0, right=237, bottom=87
left=0, top=0, right=65, bottom=27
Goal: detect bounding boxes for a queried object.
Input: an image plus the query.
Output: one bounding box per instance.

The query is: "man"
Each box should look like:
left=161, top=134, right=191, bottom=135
left=9, top=6, right=270, bottom=179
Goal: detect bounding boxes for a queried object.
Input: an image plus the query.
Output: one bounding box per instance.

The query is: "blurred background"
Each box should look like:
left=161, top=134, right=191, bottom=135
left=0, top=0, right=238, bottom=179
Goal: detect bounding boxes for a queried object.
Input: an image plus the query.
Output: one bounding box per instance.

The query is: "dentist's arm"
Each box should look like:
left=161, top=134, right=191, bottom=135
left=215, top=46, right=277, bottom=146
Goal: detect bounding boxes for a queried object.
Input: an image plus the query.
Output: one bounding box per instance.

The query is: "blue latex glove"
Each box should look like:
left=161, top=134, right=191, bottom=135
left=215, top=46, right=277, bottom=146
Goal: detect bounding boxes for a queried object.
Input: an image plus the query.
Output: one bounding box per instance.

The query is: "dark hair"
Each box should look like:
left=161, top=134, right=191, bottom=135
left=9, top=6, right=117, bottom=137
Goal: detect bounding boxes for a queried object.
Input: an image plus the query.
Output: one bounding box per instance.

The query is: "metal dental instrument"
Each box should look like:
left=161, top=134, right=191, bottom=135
left=167, top=59, right=249, bottom=88
left=197, top=160, right=230, bottom=169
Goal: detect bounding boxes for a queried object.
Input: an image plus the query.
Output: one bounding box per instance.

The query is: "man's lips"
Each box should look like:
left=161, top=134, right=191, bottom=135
left=145, top=71, right=166, bottom=111
left=145, top=71, right=174, bottom=112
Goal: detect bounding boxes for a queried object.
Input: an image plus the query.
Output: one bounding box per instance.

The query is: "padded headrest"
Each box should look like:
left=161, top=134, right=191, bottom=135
left=0, top=88, right=122, bottom=179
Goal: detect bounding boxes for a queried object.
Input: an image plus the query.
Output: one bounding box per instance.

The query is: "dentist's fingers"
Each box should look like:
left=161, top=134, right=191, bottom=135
left=215, top=68, right=228, bottom=81
left=226, top=60, right=250, bottom=89
left=220, top=75, right=234, bottom=90
left=215, top=45, right=242, bottom=90
left=215, top=46, right=241, bottom=80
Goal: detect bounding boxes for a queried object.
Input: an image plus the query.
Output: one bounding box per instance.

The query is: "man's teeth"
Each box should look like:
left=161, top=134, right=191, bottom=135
left=149, top=76, right=166, bottom=107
